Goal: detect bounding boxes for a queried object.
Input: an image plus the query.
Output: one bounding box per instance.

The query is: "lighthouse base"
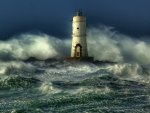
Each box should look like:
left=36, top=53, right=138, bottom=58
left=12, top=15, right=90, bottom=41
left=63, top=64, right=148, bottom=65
left=65, top=57, right=94, bottom=62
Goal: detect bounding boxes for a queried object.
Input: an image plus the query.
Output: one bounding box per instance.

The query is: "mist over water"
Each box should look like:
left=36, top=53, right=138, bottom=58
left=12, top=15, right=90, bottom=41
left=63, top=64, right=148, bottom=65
left=0, top=25, right=150, bottom=64
left=0, top=33, right=70, bottom=61
left=87, top=25, right=150, bottom=64
left=0, top=26, right=150, bottom=112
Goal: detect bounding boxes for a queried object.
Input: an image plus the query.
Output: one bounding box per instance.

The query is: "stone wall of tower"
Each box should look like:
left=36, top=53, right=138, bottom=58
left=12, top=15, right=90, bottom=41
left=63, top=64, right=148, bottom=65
left=71, top=14, right=88, bottom=57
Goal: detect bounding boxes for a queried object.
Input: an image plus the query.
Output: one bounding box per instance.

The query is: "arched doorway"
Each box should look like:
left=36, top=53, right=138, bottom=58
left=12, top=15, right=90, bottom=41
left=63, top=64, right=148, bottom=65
left=74, top=44, right=82, bottom=57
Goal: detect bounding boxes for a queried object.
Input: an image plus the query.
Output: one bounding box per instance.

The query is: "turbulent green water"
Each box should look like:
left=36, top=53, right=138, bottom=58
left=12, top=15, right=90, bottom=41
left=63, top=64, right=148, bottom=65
left=0, top=61, right=150, bottom=113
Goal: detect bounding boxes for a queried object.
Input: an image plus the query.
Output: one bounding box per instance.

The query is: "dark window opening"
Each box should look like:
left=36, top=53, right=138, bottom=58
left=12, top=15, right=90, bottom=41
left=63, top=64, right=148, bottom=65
left=77, top=27, right=79, bottom=29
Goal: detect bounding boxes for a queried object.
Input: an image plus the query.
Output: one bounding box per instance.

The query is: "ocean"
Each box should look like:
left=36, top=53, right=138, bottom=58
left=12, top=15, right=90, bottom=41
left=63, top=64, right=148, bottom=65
left=0, top=60, right=150, bottom=113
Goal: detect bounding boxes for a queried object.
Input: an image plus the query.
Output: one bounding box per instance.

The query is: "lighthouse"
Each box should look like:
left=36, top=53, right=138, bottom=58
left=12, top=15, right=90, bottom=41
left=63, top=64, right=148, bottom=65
left=71, top=11, right=88, bottom=58
left=66, top=11, right=93, bottom=62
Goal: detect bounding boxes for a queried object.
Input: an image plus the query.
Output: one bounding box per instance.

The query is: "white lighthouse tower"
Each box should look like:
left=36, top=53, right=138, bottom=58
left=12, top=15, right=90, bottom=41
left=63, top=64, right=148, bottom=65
left=71, top=11, right=88, bottom=58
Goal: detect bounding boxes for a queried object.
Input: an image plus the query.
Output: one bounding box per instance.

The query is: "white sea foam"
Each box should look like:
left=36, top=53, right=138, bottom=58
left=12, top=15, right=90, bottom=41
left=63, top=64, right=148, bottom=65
left=39, top=82, right=61, bottom=94
left=69, top=86, right=112, bottom=95
left=0, top=61, right=35, bottom=77
left=87, top=26, right=150, bottom=65
left=0, top=33, right=70, bottom=61
left=106, top=63, right=142, bottom=77
left=0, top=25, right=150, bottom=65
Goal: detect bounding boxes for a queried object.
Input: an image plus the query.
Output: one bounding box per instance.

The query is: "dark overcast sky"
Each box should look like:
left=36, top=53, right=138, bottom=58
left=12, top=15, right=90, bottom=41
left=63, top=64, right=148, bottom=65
left=0, top=0, right=150, bottom=39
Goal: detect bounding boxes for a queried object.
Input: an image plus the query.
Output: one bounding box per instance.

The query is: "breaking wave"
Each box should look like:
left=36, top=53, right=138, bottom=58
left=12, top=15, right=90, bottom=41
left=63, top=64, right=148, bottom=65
left=0, top=25, right=150, bottom=112
left=0, top=33, right=70, bottom=61
left=0, top=60, right=150, bottom=112
left=0, top=25, right=150, bottom=65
